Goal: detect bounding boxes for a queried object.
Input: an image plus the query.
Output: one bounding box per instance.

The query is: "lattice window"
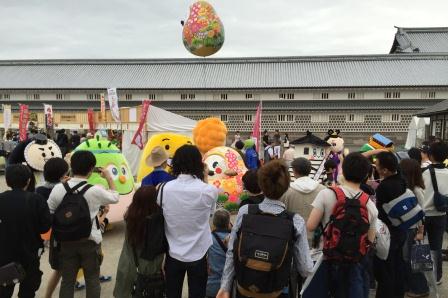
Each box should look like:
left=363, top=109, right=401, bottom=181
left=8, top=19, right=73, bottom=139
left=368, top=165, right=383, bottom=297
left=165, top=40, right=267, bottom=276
left=220, top=114, right=228, bottom=122
left=277, top=114, right=294, bottom=123
left=321, top=93, right=329, bottom=99
left=311, top=114, right=330, bottom=123
left=245, top=94, right=253, bottom=99
left=188, top=94, right=196, bottom=99
left=429, top=92, right=436, bottom=99
left=385, top=92, right=400, bottom=99
left=244, top=114, right=253, bottom=122
left=56, top=94, right=63, bottom=100
left=287, top=93, right=294, bottom=99
left=125, top=94, right=132, bottom=100
left=33, top=94, right=40, bottom=100
left=220, top=94, right=228, bottom=100
left=181, top=94, right=188, bottom=100
left=3, top=94, right=10, bottom=100
left=382, top=114, right=401, bottom=122
left=347, top=114, right=364, bottom=123
left=348, top=92, right=356, bottom=99
left=148, top=94, right=156, bottom=100
left=87, top=93, right=101, bottom=100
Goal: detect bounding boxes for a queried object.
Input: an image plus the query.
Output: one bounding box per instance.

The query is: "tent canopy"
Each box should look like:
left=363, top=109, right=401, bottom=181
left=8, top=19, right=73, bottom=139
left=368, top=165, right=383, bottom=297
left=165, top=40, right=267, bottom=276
left=122, top=105, right=197, bottom=176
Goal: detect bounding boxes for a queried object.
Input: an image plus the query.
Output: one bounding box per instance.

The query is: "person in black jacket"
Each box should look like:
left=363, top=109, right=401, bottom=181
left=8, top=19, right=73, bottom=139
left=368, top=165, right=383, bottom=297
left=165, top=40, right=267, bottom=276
left=0, top=164, right=52, bottom=298
left=374, top=152, right=407, bottom=298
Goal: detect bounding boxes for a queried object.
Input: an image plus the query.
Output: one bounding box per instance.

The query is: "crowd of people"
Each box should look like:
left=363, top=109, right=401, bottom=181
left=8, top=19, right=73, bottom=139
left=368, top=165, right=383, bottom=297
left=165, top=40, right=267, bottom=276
left=1, top=129, right=448, bottom=298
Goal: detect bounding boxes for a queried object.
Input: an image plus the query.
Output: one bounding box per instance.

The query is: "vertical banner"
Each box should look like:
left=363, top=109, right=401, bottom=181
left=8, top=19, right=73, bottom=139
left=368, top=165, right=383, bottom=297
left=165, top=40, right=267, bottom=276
left=19, top=104, right=29, bottom=141
left=131, top=99, right=152, bottom=149
left=107, top=88, right=121, bottom=123
left=251, top=101, right=262, bottom=152
left=3, top=104, right=11, bottom=132
left=100, top=93, right=106, bottom=122
left=43, top=104, right=54, bottom=131
left=87, top=108, right=95, bottom=133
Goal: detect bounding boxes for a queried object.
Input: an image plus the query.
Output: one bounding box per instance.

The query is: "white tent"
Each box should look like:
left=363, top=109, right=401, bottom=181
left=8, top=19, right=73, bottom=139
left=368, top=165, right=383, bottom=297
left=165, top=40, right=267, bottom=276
left=122, top=105, right=197, bottom=175
left=405, top=116, right=430, bottom=149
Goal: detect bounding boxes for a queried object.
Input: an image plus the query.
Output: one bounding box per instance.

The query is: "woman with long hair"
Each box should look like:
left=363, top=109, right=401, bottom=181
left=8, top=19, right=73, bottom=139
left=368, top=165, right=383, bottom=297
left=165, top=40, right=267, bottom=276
left=399, top=158, right=429, bottom=298
left=162, top=145, right=218, bottom=298
left=113, top=186, right=164, bottom=298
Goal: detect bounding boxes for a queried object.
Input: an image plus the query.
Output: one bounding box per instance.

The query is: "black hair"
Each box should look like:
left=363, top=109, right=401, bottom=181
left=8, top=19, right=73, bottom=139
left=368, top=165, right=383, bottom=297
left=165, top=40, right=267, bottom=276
left=342, top=152, right=371, bottom=183
left=376, top=151, right=399, bottom=173
left=44, top=157, right=69, bottom=183
left=324, top=159, right=337, bottom=171
left=429, top=142, right=448, bottom=163
left=235, top=140, right=244, bottom=150
left=291, top=158, right=312, bottom=176
left=172, top=145, right=204, bottom=180
left=70, top=150, right=96, bottom=176
left=242, top=169, right=261, bottom=194
left=408, top=147, right=422, bottom=164
left=6, top=164, right=32, bottom=189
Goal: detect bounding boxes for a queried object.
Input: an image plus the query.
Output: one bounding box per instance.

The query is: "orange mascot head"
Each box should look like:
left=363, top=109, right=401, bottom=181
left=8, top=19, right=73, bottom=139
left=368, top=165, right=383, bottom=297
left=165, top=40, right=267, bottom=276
left=193, top=117, right=228, bottom=154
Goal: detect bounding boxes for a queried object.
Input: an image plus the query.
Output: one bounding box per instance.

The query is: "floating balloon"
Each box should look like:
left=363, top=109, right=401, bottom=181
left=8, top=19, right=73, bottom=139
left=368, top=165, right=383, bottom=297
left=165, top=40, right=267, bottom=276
left=193, top=117, right=228, bottom=154
left=182, top=1, right=225, bottom=57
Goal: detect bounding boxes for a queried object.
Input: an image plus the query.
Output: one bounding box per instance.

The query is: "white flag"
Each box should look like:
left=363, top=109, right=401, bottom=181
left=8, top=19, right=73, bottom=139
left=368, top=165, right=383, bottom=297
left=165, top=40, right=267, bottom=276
left=3, top=104, right=11, bottom=131
left=107, top=88, right=121, bottom=123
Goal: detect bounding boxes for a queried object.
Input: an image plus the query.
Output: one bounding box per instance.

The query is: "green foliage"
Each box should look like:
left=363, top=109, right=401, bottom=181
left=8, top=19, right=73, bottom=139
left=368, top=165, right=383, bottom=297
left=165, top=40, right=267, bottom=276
left=239, top=192, right=250, bottom=202
left=218, top=193, right=229, bottom=204
left=224, top=202, right=239, bottom=212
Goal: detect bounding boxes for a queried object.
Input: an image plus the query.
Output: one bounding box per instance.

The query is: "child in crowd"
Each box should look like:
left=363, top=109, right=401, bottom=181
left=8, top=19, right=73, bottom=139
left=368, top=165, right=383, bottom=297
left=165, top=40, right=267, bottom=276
left=141, top=146, right=174, bottom=186
left=206, top=209, right=232, bottom=298
left=239, top=169, right=264, bottom=208
left=322, top=159, right=337, bottom=187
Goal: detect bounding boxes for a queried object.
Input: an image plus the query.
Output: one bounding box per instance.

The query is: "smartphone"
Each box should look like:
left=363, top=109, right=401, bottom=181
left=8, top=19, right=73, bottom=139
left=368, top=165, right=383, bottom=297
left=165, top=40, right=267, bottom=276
left=93, top=167, right=103, bottom=173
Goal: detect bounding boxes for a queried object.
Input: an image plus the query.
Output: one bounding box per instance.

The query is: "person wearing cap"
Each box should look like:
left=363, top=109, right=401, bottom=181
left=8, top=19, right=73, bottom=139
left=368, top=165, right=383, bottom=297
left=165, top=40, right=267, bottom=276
left=141, top=146, right=175, bottom=186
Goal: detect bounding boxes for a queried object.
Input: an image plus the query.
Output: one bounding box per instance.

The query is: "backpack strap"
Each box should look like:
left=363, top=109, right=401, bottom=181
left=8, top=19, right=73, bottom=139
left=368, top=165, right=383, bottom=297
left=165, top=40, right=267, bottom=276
left=247, top=204, right=261, bottom=215
left=212, top=231, right=228, bottom=253
left=429, top=166, right=439, bottom=193
left=157, top=182, right=167, bottom=214
left=330, top=186, right=347, bottom=205
left=63, top=181, right=88, bottom=194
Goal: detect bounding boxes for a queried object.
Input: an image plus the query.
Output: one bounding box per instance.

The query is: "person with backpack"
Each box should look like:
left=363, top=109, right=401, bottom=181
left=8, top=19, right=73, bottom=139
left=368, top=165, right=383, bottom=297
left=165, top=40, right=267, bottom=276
left=239, top=169, right=264, bottom=209
left=161, top=145, right=218, bottom=298
left=421, top=142, right=448, bottom=285
left=47, top=150, right=119, bottom=298
left=374, top=151, right=409, bottom=298
left=307, top=152, right=378, bottom=298
left=113, top=186, right=165, bottom=298
left=217, top=160, right=313, bottom=298
left=264, top=140, right=274, bottom=163
left=206, top=209, right=232, bottom=298
left=0, top=164, right=52, bottom=298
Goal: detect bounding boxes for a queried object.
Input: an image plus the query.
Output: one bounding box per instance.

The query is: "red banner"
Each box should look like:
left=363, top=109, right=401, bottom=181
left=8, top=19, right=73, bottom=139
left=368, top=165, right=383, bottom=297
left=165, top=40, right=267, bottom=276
left=251, top=101, right=262, bottom=152
left=131, top=99, right=152, bottom=149
left=19, top=104, right=29, bottom=141
left=100, top=93, right=106, bottom=122
left=87, top=108, right=95, bottom=133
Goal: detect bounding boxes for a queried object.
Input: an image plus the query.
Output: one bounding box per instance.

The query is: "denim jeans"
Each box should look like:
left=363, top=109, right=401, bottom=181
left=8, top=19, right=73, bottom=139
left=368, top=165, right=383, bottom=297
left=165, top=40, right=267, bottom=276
left=165, top=254, right=208, bottom=298
left=425, top=215, right=446, bottom=282
left=403, top=229, right=429, bottom=294
left=324, top=258, right=370, bottom=298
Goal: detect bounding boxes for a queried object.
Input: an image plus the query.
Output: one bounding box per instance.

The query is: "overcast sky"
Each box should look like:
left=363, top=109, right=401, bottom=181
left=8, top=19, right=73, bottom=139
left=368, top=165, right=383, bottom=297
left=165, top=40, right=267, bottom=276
left=0, top=0, right=446, bottom=59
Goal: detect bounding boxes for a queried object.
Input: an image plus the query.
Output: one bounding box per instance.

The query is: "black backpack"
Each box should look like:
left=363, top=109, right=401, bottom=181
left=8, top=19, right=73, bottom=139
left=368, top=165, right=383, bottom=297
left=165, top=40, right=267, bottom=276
left=53, top=182, right=93, bottom=242
left=429, top=166, right=448, bottom=212
left=234, top=205, right=295, bottom=297
left=140, top=182, right=169, bottom=261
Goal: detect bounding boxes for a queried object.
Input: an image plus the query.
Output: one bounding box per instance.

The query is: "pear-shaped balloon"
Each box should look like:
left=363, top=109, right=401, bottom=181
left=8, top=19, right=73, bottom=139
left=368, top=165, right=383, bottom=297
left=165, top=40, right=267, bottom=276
left=182, top=1, right=225, bottom=57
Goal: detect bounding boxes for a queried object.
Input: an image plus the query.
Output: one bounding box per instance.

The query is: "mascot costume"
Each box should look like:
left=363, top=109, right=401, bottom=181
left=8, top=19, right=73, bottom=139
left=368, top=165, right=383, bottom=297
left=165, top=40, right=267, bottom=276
left=74, top=134, right=134, bottom=195
left=8, top=133, right=63, bottom=189
left=137, top=133, right=193, bottom=182
left=324, top=130, right=346, bottom=183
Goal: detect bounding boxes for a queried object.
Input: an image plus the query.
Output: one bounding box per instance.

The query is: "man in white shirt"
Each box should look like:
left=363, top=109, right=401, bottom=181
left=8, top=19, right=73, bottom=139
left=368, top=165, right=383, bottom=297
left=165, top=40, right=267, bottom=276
left=160, top=145, right=218, bottom=298
left=47, top=151, right=119, bottom=298
left=422, top=142, right=448, bottom=284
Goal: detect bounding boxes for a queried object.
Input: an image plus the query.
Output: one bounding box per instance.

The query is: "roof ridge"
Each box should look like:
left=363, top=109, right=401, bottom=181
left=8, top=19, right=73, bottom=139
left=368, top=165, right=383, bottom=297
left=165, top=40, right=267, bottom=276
left=395, top=26, right=448, bottom=33
left=0, top=53, right=447, bottom=66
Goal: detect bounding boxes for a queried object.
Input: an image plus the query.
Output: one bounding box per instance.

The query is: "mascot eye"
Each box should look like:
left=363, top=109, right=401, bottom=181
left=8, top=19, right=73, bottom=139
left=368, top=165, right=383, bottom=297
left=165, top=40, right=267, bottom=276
left=212, top=161, right=219, bottom=168
left=121, top=166, right=127, bottom=175
left=112, top=168, right=118, bottom=176
left=107, top=165, right=120, bottom=178
left=165, top=145, right=170, bottom=150
left=51, top=152, right=55, bottom=156
left=42, top=153, right=46, bottom=158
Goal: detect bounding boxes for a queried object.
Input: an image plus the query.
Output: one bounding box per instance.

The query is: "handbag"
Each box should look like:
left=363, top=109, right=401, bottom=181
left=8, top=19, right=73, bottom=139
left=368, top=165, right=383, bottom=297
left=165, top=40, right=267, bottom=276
left=410, top=241, right=433, bottom=273
left=140, top=183, right=168, bottom=261
left=0, top=262, right=26, bottom=286
left=429, top=166, right=448, bottom=212
left=131, top=248, right=165, bottom=298
left=374, top=219, right=391, bottom=261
